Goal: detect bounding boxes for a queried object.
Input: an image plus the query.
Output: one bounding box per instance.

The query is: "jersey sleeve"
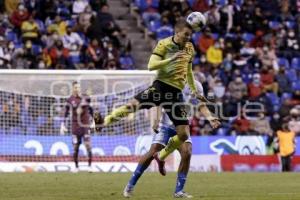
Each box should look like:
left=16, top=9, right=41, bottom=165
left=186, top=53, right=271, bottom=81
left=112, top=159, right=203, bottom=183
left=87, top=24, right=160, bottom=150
left=152, top=39, right=167, bottom=58
left=189, top=43, right=196, bottom=63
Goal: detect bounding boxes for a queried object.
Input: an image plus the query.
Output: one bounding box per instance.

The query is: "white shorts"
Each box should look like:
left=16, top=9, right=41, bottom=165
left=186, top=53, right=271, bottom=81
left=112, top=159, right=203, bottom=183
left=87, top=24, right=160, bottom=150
left=152, top=126, right=192, bottom=146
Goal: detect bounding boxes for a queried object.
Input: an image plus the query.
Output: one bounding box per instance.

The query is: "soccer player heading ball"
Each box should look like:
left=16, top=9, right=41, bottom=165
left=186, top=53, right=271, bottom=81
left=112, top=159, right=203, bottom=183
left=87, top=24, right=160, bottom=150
left=99, top=17, right=219, bottom=197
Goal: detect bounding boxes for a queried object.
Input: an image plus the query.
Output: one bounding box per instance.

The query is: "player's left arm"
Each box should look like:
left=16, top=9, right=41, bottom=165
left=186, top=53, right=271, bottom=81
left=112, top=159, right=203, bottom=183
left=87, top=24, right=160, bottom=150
left=187, top=44, right=197, bottom=94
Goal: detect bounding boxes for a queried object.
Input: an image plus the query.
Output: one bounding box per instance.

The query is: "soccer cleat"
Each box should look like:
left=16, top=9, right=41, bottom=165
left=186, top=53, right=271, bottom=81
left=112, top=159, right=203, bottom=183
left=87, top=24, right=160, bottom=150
left=72, top=167, right=79, bottom=173
left=123, top=184, right=134, bottom=198
left=174, top=191, right=193, bottom=198
left=153, top=152, right=166, bottom=176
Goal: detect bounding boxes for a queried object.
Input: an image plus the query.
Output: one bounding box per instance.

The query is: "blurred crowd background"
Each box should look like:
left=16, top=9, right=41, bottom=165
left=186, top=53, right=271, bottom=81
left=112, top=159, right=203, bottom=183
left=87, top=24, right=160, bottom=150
left=0, top=0, right=300, bottom=139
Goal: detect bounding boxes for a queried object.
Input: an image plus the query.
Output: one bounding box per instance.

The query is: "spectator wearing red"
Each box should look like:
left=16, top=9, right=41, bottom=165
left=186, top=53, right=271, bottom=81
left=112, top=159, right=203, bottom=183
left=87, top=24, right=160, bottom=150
left=87, top=38, right=105, bottom=68
left=46, top=40, right=70, bottom=69
left=192, top=0, right=209, bottom=13
left=198, top=27, right=215, bottom=54
left=248, top=73, right=264, bottom=99
left=250, top=30, right=265, bottom=48
left=10, top=3, right=29, bottom=28
left=260, top=65, right=278, bottom=94
left=232, top=115, right=251, bottom=135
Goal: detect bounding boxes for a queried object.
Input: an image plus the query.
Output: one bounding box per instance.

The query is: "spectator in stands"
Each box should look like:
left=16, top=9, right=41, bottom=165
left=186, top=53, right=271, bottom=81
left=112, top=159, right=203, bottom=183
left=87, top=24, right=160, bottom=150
left=282, top=28, right=300, bottom=59
left=288, top=108, right=300, bottom=135
left=86, top=38, right=105, bottom=69
left=47, top=15, right=67, bottom=36
left=21, top=14, right=39, bottom=44
left=286, top=90, right=300, bottom=107
left=62, top=26, right=84, bottom=50
left=46, top=40, right=70, bottom=69
left=10, top=3, right=29, bottom=29
left=206, top=40, right=223, bottom=67
left=270, top=112, right=282, bottom=133
left=248, top=73, right=264, bottom=99
left=106, top=59, right=117, bottom=70
left=276, top=66, right=292, bottom=95
left=192, top=0, right=209, bottom=12
left=22, top=40, right=37, bottom=69
left=212, top=77, right=226, bottom=100
left=256, top=44, right=278, bottom=71
left=250, top=111, right=273, bottom=135
left=120, top=51, right=134, bottom=70
left=72, top=0, right=89, bottom=16
left=232, top=112, right=251, bottom=135
left=228, top=76, right=248, bottom=101
left=206, top=4, right=221, bottom=33
left=198, top=27, right=215, bottom=54
left=260, top=65, right=278, bottom=94
left=142, top=0, right=161, bottom=28
left=78, top=4, right=95, bottom=32
left=250, top=30, right=265, bottom=48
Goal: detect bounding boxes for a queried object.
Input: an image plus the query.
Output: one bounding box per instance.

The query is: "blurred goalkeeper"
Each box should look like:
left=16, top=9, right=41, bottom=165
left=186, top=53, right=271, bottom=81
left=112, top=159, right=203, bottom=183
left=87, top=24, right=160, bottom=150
left=60, top=81, right=96, bottom=173
left=123, top=81, right=218, bottom=198
left=101, top=19, right=220, bottom=173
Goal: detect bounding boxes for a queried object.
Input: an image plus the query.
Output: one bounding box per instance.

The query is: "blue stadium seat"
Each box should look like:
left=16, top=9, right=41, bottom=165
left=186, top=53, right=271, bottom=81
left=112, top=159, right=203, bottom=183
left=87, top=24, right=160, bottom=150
left=266, top=92, right=281, bottom=111
left=285, top=68, right=298, bottom=82
left=269, top=21, right=281, bottom=29
left=151, top=0, right=159, bottom=8
left=193, top=56, right=200, bottom=65
left=148, top=20, right=161, bottom=33
left=285, top=21, right=296, bottom=29
left=156, top=26, right=174, bottom=40
left=37, top=116, right=47, bottom=126
left=292, top=81, right=300, bottom=90
left=187, top=0, right=195, bottom=6
left=281, top=92, right=292, bottom=104
left=277, top=57, right=290, bottom=68
left=0, top=128, right=6, bottom=135
left=212, top=33, right=219, bottom=40
left=192, top=32, right=202, bottom=45
left=242, top=33, right=255, bottom=42
left=32, top=45, right=42, bottom=56
left=218, top=0, right=227, bottom=6
left=27, top=125, right=37, bottom=135
left=35, top=19, right=46, bottom=33
left=120, top=56, right=134, bottom=69
left=5, top=31, right=18, bottom=42
left=70, top=55, right=81, bottom=64
left=134, top=0, right=148, bottom=11
left=291, top=57, right=300, bottom=70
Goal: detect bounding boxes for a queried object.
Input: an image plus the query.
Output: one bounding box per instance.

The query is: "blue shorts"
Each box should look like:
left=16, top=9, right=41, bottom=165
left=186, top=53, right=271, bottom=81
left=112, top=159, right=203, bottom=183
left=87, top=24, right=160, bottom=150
left=152, top=126, right=192, bottom=146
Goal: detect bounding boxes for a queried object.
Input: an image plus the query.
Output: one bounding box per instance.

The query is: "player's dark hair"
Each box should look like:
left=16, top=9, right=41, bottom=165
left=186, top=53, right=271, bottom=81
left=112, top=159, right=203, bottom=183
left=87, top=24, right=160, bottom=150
left=174, top=19, right=193, bottom=31
left=72, top=81, right=78, bottom=86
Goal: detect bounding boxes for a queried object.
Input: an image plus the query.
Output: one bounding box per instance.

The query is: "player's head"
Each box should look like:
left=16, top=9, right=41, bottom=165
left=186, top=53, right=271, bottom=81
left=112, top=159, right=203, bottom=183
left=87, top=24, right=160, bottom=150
left=174, top=19, right=193, bottom=44
left=72, top=81, right=81, bottom=96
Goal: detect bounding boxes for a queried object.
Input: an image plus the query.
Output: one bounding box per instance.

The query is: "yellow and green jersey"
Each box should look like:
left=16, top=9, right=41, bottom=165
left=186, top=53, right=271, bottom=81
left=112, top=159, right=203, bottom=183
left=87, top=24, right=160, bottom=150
left=151, top=36, right=195, bottom=91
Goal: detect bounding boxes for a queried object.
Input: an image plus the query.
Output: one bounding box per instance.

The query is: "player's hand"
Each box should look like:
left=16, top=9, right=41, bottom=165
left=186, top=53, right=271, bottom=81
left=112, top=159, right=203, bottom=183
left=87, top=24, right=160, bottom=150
left=193, top=92, right=209, bottom=103
left=209, top=118, right=221, bottom=129
left=152, top=120, right=159, bottom=134
left=60, top=123, right=67, bottom=135
left=171, top=51, right=187, bottom=61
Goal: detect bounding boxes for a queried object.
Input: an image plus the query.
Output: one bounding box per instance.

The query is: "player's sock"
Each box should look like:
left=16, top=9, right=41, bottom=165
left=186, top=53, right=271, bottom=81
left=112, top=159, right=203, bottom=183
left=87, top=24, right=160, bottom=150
left=128, top=164, right=147, bottom=187
left=158, top=135, right=183, bottom=161
left=175, top=173, right=187, bottom=193
left=87, top=150, right=92, bottom=167
left=73, top=147, right=79, bottom=168
left=104, top=105, right=132, bottom=125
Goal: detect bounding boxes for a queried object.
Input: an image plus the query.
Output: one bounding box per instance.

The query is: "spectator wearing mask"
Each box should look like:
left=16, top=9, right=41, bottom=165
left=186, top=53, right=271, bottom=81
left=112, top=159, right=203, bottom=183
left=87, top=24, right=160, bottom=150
left=283, top=29, right=300, bottom=59
left=87, top=38, right=104, bottom=68
left=276, top=120, right=296, bottom=172
left=72, top=0, right=89, bottom=16
left=248, top=73, right=264, bottom=99
left=62, top=26, right=84, bottom=50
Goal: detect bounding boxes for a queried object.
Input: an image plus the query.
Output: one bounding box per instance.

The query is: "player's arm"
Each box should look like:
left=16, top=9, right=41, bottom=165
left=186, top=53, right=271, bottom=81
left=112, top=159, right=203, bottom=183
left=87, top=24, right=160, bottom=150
left=60, top=102, right=70, bottom=135
left=187, top=62, right=197, bottom=94
left=198, top=101, right=221, bottom=129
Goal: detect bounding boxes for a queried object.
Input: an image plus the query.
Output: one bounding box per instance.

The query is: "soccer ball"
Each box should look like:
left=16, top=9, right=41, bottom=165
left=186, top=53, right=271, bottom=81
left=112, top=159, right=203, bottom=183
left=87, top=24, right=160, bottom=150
left=186, top=12, right=206, bottom=32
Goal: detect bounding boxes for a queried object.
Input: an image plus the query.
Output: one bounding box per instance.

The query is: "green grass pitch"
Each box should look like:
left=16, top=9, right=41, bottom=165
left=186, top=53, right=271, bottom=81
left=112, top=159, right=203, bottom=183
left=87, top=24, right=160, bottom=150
left=0, top=172, right=299, bottom=200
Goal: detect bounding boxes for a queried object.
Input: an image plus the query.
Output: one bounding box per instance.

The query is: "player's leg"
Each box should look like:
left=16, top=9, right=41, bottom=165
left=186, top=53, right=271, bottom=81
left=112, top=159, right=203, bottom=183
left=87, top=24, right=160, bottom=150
left=157, top=93, right=190, bottom=161
left=72, top=135, right=81, bottom=172
left=83, top=133, right=92, bottom=172
left=104, top=82, right=161, bottom=126
left=174, top=142, right=193, bottom=198
left=104, top=99, right=139, bottom=125
left=124, top=143, right=164, bottom=197
left=158, top=125, right=189, bottom=161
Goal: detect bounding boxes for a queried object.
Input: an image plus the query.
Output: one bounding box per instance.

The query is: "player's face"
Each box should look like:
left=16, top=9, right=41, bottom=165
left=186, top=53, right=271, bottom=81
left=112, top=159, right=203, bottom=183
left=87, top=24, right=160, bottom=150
left=73, top=84, right=81, bottom=95
left=176, top=27, right=192, bottom=44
